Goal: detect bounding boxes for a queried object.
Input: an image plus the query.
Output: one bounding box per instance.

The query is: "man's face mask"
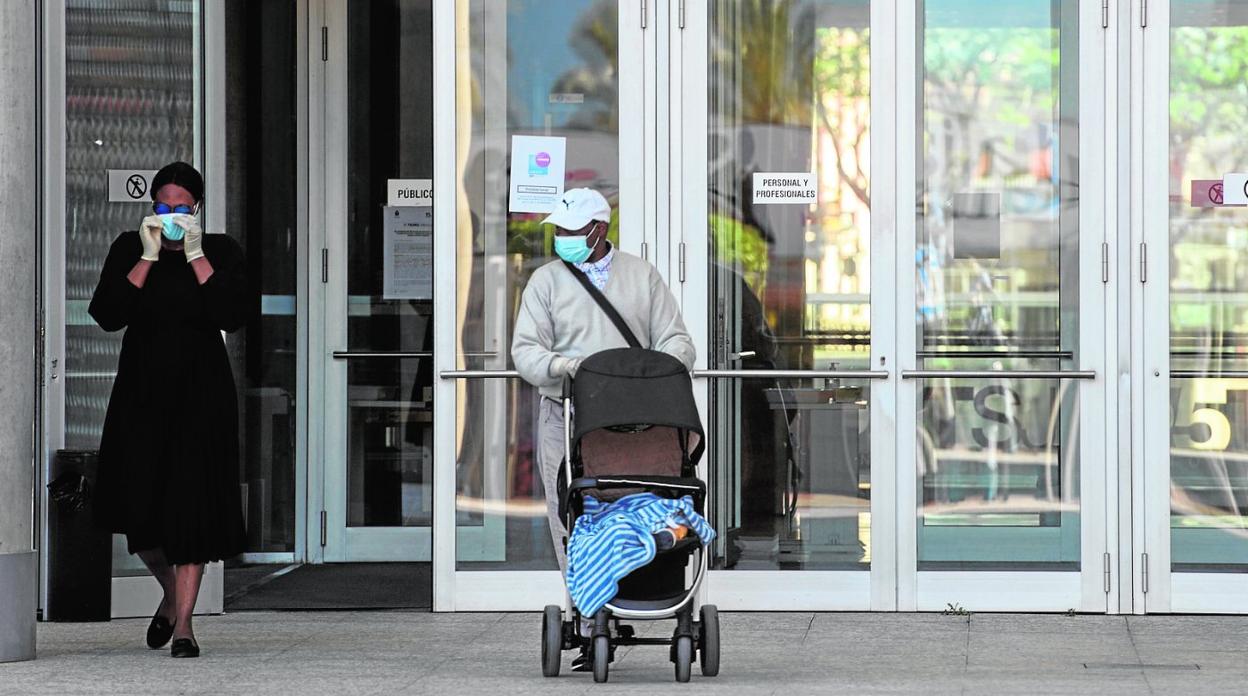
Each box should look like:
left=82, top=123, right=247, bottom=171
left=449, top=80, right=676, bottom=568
left=554, top=223, right=602, bottom=264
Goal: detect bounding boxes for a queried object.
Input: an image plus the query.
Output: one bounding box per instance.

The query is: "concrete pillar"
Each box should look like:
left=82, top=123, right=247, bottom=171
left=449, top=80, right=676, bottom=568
left=0, top=0, right=39, bottom=664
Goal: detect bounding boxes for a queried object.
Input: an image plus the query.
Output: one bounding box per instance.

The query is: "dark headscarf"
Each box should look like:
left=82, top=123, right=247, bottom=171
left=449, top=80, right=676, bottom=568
left=151, top=161, right=204, bottom=203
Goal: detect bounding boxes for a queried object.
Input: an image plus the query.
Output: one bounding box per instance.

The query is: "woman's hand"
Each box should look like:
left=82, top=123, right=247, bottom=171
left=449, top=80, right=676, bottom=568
left=178, top=216, right=204, bottom=263
left=139, top=216, right=163, bottom=262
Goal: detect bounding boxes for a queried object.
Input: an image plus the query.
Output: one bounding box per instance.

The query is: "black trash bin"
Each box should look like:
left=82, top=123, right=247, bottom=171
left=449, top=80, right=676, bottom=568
left=46, top=449, right=111, bottom=622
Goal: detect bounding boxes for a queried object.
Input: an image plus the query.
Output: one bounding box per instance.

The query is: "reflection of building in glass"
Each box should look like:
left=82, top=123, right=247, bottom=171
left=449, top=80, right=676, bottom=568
left=455, top=0, right=621, bottom=570
left=915, top=3, right=1082, bottom=568
left=1167, top=21, right=1248, bottom=564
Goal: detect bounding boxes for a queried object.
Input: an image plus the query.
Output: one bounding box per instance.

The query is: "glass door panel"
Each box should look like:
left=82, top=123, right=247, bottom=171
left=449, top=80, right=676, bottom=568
left=1143, top=0, right=1248, bottom=613
left=686, top=0, right=890, bottom=609
left=443, top=0, right=641, bottom=608
left=56, top=0, right=206, bottom=597
left=904, top=0, right=1106, bottom=611
left=707, top=0, right=874, bottom=569
left=323, top=0, right=435, bottom=562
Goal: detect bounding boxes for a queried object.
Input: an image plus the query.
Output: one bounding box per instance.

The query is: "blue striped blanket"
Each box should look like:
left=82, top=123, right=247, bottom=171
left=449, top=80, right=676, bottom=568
left=566, top=493, right=716, bottom=617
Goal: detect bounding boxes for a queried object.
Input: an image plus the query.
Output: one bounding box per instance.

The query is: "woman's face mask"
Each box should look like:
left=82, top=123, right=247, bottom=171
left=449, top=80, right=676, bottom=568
left=152, top=201, right=198, bottom=241
left=158, top=214, right=185, bottom=241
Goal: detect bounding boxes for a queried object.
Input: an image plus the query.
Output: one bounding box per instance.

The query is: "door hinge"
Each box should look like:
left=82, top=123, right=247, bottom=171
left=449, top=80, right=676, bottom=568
left=320, top=510, right=328, bottom=547
left=1102, top=0, right=1109, bottom=28
left=1140, top=0, right=1147, bottom=27
left=641, top=241, right=649, bottom=261
left=678, top=0, right=686, bottom=29
left=678, top=242, right=687, bottom=282
left=321, top=26, right=328, bottom=61
left=1103, top=552, right=1112, bottom=594
left=321, top=248, right=329, bottom=283
left=1139, top=242, right=1147, bottom=283
left=1101, top=242, right=1109, bottom=283
left=1141, top=552, right=1149, bottom=593
left=640, top=0, right=647, bottom=28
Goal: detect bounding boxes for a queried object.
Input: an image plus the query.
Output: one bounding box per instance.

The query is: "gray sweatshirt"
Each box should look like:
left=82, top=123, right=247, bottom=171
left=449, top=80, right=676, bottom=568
left=511, top=250, right=696, bottom=399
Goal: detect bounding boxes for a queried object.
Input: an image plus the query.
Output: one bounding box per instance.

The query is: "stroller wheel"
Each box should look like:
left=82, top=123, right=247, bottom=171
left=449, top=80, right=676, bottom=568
left=698, top=605, right=720, bottom=677
left=592, top=635, right=610, bottom=683
left=541, top=605, right=562, bottom=677
left=673, top=635, right=693, bottom=683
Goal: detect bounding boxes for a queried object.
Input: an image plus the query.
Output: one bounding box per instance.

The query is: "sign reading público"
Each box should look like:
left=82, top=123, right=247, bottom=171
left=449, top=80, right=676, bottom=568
left=753, top=172, right=817, bottom=204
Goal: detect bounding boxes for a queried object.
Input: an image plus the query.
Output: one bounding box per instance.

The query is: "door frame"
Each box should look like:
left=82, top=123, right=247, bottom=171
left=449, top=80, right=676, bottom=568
left=1136, top=0, right=1248, bottom=615
left=675, top=0, right=899, bottom=611
left=315, top=0, right=440, bottom=562
left=677, top=0, right=1112, bottom=613
left=430, top=0, right=653, bottom=611
left=38, top=0, right=228, bottom=615
left=895, top=0, right=1112, bottom=613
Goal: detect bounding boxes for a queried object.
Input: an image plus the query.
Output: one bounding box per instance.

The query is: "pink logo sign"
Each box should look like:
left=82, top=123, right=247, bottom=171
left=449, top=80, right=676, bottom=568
left=1191, top=179, right=1228, bottom=208
left=535, top=152, right=551, bottom=168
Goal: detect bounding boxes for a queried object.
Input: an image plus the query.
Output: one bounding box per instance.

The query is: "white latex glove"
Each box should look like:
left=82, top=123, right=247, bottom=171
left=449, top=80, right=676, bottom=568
left=139, top=215, right=163, bottom=261
left=178, top=215, right=204, bottom=262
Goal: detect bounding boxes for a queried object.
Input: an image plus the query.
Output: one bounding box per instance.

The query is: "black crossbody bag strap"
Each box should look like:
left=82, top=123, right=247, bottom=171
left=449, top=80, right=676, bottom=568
left=562, top=261, right=642, bottom=349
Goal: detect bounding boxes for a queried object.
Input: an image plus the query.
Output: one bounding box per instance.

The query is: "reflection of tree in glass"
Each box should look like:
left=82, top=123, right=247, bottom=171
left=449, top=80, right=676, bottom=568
left=814, top=26, right=870, bottom=208
left=924, top=26, right=1059, bottom=194
left=1168, top=26, right=1248, bottom=369
left=549, top=0, right=619, bottom=132
left=1170, top=26, right=1248, bottom=240
left=711, top=0, right=815, bottom=126
left=708, top=0, right=817, bottom=301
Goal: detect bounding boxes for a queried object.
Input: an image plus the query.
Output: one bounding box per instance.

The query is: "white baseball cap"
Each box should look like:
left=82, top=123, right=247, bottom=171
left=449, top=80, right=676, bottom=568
left=540, top=188, right=612, bottom=231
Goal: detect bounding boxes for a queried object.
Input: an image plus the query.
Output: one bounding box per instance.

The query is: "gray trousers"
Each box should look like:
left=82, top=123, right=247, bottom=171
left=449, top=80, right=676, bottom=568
left=537, top=397, right=569, bottom=573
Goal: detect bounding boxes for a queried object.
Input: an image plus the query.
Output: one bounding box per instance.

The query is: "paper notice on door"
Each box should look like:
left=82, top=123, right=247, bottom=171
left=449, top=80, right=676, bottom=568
left=1222, top=173, right=1248, bottom=206
left=508, top=135, right=567, bottom=213
left=383, top=206, right=433, bottom=300
left=752, top=173, right=817, bottom=204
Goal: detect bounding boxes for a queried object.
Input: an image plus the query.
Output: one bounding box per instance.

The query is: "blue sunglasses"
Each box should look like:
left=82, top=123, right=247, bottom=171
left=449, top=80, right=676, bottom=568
left=152, top=202, right=197, bottom=215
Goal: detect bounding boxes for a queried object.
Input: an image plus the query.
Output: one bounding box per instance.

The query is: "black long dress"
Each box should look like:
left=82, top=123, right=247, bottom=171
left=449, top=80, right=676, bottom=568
left=89, top=231, right=249, bottom=565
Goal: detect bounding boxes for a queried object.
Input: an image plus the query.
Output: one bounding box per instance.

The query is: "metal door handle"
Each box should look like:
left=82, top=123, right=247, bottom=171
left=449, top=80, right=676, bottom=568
left=728, top=350, right=757, bottom=361
left=694, top=369, right=889, bottom=379
left=439, top=370, right=520, bottom=379
left=900, top=370, right=1095, bottom=380
left=1170, top=370, right=1248, bottom=378
left=332, top=351, right=433, bottom=359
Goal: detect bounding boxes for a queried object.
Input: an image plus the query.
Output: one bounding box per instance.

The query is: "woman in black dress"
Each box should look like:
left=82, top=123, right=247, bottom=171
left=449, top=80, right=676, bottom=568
left=89, top=162, right=248, bottom=658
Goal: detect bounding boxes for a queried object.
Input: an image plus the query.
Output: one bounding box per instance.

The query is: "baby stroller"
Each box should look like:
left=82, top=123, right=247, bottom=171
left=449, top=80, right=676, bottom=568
left=541, top=346, right=720, bottom=683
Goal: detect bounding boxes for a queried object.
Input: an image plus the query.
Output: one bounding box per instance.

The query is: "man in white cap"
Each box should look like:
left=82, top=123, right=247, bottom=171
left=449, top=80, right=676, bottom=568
left=512, top=188, right=695, bottom=574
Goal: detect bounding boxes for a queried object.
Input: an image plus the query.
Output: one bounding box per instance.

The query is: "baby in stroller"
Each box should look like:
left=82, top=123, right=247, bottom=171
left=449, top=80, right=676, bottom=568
left=542, top=347, right=721, bottom=683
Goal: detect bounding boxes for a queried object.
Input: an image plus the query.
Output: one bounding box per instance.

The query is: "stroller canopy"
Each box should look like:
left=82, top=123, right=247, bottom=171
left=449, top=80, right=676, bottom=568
left=572, top=348, right=704, bottom=456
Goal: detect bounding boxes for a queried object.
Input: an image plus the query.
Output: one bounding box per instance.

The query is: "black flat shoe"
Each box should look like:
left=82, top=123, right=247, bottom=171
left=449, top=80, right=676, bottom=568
left=170, top=638, right=200, bottom=658
left=146, top=613, right=175, bottom=650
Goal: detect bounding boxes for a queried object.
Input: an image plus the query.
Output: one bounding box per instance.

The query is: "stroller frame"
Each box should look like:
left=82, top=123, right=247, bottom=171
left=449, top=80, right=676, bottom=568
left=542, top=373, right=721, bottom=684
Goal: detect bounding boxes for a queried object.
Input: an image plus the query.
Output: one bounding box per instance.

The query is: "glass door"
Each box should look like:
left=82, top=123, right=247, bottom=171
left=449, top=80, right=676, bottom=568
left=321, top=0, right=437, bottom=562
left=897, top=0, right=1109, bottom=611
left=435, top=0, right=648, bottom=609
left=678, top=0, right=897, bottom=610
left=42, top=0, right=227, bottom=616
left=1140, top=0, right=1248, bottom=613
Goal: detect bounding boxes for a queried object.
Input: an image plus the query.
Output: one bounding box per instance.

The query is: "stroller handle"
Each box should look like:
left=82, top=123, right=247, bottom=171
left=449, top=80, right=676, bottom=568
left=562, top=375, right=573, bottom=506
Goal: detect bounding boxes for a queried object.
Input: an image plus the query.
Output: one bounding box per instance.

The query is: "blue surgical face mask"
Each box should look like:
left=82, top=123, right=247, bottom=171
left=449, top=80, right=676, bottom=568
left=158, top=213, right=185, bottom=241
left=554, top=226, right=601, bottom=264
